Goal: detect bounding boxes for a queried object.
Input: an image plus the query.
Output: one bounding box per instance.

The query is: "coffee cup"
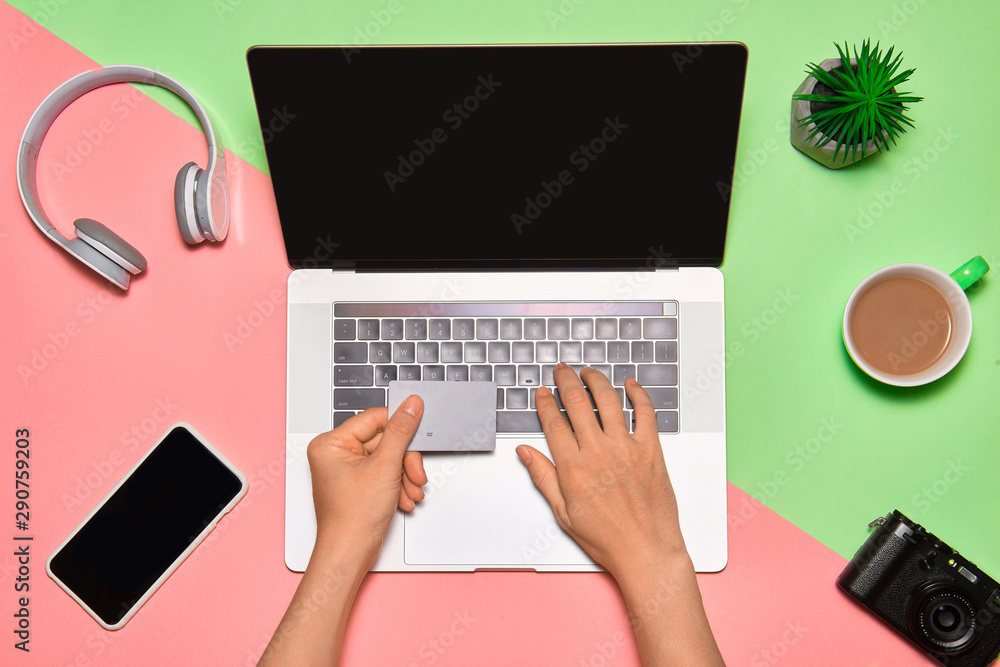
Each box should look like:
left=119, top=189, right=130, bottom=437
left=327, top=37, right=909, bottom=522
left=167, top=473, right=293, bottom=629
left=843, top=256, right=989, bottom=386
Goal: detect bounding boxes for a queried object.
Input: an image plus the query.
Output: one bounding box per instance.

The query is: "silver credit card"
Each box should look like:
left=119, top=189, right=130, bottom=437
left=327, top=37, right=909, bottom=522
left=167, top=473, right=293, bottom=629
left=387, top=381, right=497, bottom=452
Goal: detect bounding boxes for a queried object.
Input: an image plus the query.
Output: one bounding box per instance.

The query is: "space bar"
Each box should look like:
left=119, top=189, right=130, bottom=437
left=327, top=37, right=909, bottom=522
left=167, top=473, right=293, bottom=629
left=496, top=411, right=543, bottom=432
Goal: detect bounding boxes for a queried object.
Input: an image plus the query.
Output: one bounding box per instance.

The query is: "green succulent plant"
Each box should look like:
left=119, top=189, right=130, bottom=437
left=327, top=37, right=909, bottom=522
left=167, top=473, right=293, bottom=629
left=794, top=39, right=922, bottom=165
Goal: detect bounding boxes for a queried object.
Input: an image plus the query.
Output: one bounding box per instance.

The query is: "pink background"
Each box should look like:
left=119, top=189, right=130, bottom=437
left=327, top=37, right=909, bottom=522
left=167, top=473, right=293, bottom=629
left=1, top=4, right=937, bottom=664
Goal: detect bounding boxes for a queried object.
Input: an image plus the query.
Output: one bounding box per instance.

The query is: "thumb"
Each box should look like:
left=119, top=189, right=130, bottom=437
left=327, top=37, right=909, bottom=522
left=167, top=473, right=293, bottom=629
left=372, top=395, right=423, bottom=465
left=516, top=445, right=566, bottom=522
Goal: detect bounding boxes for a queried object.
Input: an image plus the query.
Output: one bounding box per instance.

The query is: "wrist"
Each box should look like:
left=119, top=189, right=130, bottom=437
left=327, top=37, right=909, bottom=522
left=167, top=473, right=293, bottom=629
left=311, top=530, right=378, bottom=582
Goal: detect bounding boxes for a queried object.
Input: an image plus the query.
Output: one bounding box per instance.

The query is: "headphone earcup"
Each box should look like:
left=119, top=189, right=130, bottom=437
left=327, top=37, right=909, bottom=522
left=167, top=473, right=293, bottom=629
left=174, top=162, right=203, bottom=244
left=74, top=218, right=147, bottom=274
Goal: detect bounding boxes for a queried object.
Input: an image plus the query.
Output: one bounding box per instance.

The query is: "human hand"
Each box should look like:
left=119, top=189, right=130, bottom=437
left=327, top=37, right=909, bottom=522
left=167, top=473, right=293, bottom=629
left=306, top=396, right=428, bottom=569
left=516, top=364, right=688, bottom=578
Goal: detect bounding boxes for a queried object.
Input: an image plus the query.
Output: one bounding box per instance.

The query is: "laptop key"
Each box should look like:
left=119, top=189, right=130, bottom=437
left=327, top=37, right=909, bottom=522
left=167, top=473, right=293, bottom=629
left=631, top=341, right=654, bottom=363
left=446, top=365, right=468, bottom=381
left=656, top=410, right=679, bottom=433
left=497, top=388, right=504, bottom=409
left=454, top=319, right=475, bottom=340
left=464, top=341, right=486, bottom=363
left=375, top=365, right=397, bottom=386
left=382, top=319, right=404, bottom=340
left=399, top=365, right=421, bottom=381
left=334, top=388, right=385, bottom=410
left=429, top=319, right=451, bottom=340
left=655, top=340, right=678, bottom=363
left=477, top=318, right=499, bottom=340
left=559, top=341, right=582, bottom=363
left=470, top=365, right=492, bottom=381
left=334, top=319, right=356, bottom=340
left=613, top=364, right=636, bottom=386
left=358, top=319, right=380, bottom=340
left=512, top=341, right=534, bottom=363
left=637, top=364, right=678, bottom=386
left=500, top=319, right=522, bottom=340
left=496, top=410, right=543, bottom=433
left=518, top=365, right=540, bottom=386
left=507, top=388, right=529, bottom=409
left=488, top=342, right=511, bottom=363
left=495, top=365, right=516, bottom=386
left=524, top=318, right=546, bottom=340
left=369, top=342, right=391, bottom=363
left=548, top=318, right=570, bottom=340
left=423, top=365, right=445, bottom=381
left=647, top=387, right=678, bottom=409
left=405, top=319, right=427, bottom=340
left=571, top=318, right=594, bottom=340
left=608, top=341, right=630, bottom=363
left=393, top=342, right=415, bottom=363
left=334, top=342, right=368, bottom=363
left=333, top=411, right=355, bottom=427
left=536, top=341, right=558, bottom=363
left=644, top=318, right=677, bottom=339
left=417, top=342, right=439, bottom=363
left=595, top=318, right=617, bottom=339
left=584, top=341, right=606, bottom=363
left=440, top=342, right=463, bottom=363
left=620, top=318, right=642, bottom=339
left=335, top=365, right=374, bottom=387
left=591, top=364, right=612, bottom=383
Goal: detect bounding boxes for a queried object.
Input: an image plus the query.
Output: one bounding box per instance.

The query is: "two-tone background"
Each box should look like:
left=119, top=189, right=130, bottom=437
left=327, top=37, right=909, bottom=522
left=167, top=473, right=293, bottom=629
left=2, top=0, right=997, bottom=664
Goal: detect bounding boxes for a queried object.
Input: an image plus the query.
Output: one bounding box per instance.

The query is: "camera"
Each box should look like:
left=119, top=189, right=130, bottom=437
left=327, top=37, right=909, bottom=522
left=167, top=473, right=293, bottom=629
left=838, top=510, right=1000, bottom=666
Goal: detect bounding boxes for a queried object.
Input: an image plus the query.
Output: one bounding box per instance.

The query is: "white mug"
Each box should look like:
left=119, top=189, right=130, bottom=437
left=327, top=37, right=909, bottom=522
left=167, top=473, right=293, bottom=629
left=843, top=257, right=988, bottom=387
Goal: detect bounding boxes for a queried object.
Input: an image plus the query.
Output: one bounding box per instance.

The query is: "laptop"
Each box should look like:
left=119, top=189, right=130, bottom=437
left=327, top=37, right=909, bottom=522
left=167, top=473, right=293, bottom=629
left=246, top=43, right=747, bottom=573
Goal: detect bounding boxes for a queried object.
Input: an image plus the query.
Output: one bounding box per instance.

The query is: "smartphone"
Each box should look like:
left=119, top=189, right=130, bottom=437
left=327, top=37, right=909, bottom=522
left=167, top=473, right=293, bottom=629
left=47, top=423, right=248, bottom=630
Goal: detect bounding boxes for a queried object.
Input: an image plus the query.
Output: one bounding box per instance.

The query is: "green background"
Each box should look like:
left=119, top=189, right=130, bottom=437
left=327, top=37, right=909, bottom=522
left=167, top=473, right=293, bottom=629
left=15, top=0, right=998, bottom=572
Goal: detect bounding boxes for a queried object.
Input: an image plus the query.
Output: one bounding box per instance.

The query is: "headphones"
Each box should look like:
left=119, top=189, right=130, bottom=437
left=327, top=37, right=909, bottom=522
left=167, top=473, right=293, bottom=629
left=16, top=65, right=229, bottom=290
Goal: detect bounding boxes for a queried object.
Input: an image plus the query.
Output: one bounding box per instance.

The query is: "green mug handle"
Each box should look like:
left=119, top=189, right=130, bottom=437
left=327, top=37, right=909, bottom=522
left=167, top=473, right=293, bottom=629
left=950, top=255, right=990, bottom=290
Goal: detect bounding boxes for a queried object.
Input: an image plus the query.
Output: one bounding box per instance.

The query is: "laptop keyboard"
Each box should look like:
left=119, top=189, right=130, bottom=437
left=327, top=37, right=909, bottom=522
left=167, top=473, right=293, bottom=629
left=331, top=302, right=679, bottom=434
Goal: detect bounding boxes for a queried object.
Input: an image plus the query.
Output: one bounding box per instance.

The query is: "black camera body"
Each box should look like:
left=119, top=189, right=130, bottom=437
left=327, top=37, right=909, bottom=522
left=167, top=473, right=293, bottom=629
left=838, top=510, right=1000, bottom=666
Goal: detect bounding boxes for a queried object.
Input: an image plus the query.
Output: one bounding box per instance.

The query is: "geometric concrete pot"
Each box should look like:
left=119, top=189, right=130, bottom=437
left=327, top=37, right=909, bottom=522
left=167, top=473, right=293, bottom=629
left=790, top=58, right=881, bottom=169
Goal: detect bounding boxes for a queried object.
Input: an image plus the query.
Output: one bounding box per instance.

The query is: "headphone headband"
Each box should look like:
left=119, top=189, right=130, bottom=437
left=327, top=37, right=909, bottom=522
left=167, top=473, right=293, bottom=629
left=16, top=65, right=227, bottom=289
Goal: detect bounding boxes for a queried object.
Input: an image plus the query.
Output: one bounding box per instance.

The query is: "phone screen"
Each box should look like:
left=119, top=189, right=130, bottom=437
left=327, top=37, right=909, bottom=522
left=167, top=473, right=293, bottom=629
left=48, top=425, right=246, bottom=628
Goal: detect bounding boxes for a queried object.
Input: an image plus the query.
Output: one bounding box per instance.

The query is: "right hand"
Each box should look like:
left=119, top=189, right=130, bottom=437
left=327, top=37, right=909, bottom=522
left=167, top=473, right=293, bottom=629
left=515, top=363, right=689, bottom=577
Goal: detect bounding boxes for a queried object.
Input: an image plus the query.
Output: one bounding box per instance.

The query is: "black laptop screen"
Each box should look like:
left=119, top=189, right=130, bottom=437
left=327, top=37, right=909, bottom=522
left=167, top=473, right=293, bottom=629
left=246, top=44, right=747, bottom=270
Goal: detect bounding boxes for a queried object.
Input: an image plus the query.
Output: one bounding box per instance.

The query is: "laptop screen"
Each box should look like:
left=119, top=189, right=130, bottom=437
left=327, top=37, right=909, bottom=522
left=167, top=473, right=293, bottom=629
left=247, top=44, right=747, bottom=270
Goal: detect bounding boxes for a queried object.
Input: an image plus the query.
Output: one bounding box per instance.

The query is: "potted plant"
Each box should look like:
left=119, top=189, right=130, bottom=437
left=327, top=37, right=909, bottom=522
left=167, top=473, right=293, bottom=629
left=790, top=39, right=922, bottom=169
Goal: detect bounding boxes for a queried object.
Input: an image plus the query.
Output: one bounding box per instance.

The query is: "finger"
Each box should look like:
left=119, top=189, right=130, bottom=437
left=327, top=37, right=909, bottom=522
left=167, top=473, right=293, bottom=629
left=515, top=445, right=568, bottom=525
left=398, top=486, right=416, bottom=511
left=535, top=385, right=577, bottom=467
left=370, top=395, right=423, bottom=464
left=402, top=471, right=425, bottom=503
left=332, top=407, right=389, bottom=449
left=580, top=366, right=629, bottom=438
left=402, top=451, right=427, bottom=486
left=553, top=363, right=601, bottom=442
left=625, top=378, right=658, bottom=442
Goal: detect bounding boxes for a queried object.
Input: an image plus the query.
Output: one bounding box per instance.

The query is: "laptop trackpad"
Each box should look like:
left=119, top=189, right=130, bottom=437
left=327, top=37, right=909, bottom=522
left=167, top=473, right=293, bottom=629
left=388, top=381, right=497, bottom=452
left=403, top=439, right=594, bottom=566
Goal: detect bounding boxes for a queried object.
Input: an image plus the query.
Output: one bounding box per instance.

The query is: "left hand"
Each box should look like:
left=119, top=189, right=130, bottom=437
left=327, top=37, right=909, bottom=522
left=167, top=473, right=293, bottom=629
left=306, top=395, right=428, bottom=569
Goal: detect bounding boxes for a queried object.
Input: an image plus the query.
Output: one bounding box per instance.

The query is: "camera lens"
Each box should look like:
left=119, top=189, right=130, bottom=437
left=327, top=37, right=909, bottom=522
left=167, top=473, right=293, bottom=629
left=909, top=584, right=979, bottom=654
